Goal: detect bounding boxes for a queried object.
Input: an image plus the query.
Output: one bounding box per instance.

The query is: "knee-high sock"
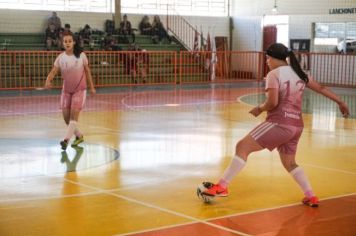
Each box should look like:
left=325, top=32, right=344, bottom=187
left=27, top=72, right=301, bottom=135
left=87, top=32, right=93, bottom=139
left=290, top=166, right=314, bottom=197
left=218, top=155, right=246, bottom=188
left=64, top=120, right=77, bottom=141
left=74, top=128, right=82, bottom=138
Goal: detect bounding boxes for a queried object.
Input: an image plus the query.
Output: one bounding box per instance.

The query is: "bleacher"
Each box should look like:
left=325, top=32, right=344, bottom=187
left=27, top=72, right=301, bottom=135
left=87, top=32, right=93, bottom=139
left=0, top=32, right=211, bottom=89
left=0, top=33, right=45, bottom=51
left=0, top=32, right=183, bottom=51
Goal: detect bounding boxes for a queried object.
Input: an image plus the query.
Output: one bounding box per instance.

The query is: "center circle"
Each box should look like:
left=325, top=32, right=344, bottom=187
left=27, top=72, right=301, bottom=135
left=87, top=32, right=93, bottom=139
left=0, top=138, right=119, bottom=178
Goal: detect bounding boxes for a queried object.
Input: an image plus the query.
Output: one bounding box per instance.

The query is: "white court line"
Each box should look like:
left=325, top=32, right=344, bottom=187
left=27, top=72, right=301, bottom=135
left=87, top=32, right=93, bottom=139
left=0, top=172, right=199, bottom=204
left=116, top=221, right=199, bottom=236
left=301, top=163, right=356, bottom=175
left=120, top=92, right=238, bottom=112
left=206, top=192, right=356, bottom=222
left=115, top=192, right=356, bottom=236
left=0, top=191, right=102, bottom=204
left=62, top=178, right=252, bottom=236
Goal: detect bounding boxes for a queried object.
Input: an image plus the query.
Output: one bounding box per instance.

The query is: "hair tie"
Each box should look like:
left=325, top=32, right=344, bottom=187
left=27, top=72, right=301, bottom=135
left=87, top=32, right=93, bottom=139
left=287, top=49, right=293, bottom=56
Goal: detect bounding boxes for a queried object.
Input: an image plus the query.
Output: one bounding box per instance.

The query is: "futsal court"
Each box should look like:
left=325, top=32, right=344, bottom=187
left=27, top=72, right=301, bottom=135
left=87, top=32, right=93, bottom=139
left=0, top=82, right=355, bottom=236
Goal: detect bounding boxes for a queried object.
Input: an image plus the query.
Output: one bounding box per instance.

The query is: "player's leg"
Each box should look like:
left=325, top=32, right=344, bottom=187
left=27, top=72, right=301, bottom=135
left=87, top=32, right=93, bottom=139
left=277, top=127, right=319, bottom=207
left=68, top=90, right=86, bottom=147
left=279, top=152, right=319, bottom=207
left=203, top=134, right=264, bottom=197
left=60, top=93, right=71, bottom=150
left=202, top=122, right=291, bottom=197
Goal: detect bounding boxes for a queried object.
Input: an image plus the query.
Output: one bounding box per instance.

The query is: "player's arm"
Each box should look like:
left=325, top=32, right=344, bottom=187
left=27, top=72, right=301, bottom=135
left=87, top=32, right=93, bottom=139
left=307, top=78, right=349, bottom=118
left=84, top=63, right=96, bottom=95
left=45, top=66, right=59, bottom=88
left=249, top=88, right=278, bottom=117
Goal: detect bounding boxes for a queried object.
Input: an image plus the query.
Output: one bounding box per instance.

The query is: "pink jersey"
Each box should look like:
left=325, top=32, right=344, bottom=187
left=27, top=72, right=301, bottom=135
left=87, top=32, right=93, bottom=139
left=265, top=66, right=306, bottom=127
left=54, top=52, right=88, bottom=93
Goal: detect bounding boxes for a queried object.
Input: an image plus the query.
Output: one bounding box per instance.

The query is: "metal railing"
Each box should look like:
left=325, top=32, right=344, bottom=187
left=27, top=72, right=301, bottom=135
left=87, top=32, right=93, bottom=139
left=1, top=51, right=356, bottom=90
left=166, top=7, right=204, bottom=51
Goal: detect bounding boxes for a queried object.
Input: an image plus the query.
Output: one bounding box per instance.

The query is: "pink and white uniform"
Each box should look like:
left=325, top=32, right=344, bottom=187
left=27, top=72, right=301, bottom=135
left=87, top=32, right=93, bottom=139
left=54, top=52, right=88, bottom=110
left=250, top=66, right=306, bottom=154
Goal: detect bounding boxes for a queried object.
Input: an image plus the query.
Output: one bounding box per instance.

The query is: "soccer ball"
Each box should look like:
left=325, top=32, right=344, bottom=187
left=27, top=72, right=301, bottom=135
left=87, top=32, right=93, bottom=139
left=196, top=182, right=214, bottom=203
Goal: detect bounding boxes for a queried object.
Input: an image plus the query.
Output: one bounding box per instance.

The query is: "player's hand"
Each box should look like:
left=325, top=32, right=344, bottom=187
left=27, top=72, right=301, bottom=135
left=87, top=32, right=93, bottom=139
left=338, top=101, right=350, bottom=118
left=249, top=106, right=263, bottom=117
left=44, top=79, right=52, bottom=89
left=89, top=87, right=96, bottom=95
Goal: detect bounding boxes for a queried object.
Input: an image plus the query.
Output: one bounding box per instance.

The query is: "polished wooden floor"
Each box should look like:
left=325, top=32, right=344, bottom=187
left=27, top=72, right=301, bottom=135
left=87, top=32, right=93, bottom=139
left=0, top=83, right=355, bottom=236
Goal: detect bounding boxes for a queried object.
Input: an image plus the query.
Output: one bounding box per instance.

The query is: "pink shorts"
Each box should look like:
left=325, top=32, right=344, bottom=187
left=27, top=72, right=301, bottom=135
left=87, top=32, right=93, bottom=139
left=249, top=121, right=303, bottom=155
left=60, top=90, right=86, bottom=110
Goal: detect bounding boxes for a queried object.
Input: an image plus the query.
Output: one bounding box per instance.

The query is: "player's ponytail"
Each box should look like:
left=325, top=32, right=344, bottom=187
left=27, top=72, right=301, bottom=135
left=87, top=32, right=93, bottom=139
left=72, top=34, right=83, bottom=59
left=266, top=43, right=309, bottom=83
left=287, top=49, right=308, bottom=83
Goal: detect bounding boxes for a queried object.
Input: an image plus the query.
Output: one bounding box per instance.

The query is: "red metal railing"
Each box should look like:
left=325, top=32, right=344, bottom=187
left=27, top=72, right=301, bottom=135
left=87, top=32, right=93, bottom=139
left=1, top=51, right=356, bottom=90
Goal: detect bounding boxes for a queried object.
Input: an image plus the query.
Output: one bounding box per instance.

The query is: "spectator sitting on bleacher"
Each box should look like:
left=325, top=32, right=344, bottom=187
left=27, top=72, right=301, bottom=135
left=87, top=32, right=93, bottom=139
left=118, top=14, right=135, bottom=43
left=152, top=15, right=171, bottom=44
left=139, top=15, right=152, bottom=36
left=47, top=11, right=62, bottom=31
left=103, top=33, right=121, bottom=51
left=79, top=24, right=92, bottom=49
left=45, top=23, right=61, bottom=50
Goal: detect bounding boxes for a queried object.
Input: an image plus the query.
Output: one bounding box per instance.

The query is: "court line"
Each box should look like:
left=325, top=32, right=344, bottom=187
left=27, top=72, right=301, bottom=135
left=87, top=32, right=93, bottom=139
left=1, top=88, right=354, bottom=234
left=0, top=172, right=200, bottom=204
left=0, top=191, right=103, bottom=204
left=62, top=178, right=252, bottom=236
left=113, top=192, right=356, bottom=236
left=1, top=159, right=354, bottom=204
left=205, top=192, right=356, bottom=222
left=301, top=162, right=356, bottom=175
left=115, top=221, right=199, bottom=236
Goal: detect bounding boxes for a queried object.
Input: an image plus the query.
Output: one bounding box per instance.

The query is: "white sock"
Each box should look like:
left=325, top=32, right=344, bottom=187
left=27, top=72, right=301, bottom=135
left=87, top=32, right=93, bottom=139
left=74, top=128, right=82, bottom=138
left=64, top=120, right=77, bottom=141
left=218, top=155, right=246, bottom=188
left=290, top=166, right=314, bottom=197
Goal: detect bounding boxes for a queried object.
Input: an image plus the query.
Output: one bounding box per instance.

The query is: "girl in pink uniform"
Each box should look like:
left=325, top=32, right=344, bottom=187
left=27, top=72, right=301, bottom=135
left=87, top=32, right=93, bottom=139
left=202, top=43, right=350, bottom=207
left=45, top=32, right=96, bottom=150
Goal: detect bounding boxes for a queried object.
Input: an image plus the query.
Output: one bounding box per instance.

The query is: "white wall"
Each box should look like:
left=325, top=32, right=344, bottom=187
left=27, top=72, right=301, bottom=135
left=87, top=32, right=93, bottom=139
left=231, top=0, right=356, bottom=51
left=231, top=16, right=262, bottom=51
left=0, top=9, right=229, bottom=39
left=0, top=9, right=113, bottom=33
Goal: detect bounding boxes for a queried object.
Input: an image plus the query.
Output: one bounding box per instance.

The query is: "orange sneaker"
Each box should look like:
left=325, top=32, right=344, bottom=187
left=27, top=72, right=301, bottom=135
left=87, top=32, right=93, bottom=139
left=302, top=196, right=319, bottom=207
left=202, top=182, right=228, bottom=197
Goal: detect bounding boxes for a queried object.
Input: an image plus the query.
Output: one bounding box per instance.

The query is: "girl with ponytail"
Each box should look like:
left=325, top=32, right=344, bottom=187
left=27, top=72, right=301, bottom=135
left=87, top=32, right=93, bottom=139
left=199, top=43, right=349, bottom=207
left=45, top=32, right=96, bottom=150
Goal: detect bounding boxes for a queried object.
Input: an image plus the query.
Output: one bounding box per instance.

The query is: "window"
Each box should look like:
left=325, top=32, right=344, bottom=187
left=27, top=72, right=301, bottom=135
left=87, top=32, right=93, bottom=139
left=0, top=0, right=228, bottom=16
left=314, top=22, right=356, bottom=53
left=121, top=0, right=228, bottom=16
left=0, top=0, right=114, bottom=12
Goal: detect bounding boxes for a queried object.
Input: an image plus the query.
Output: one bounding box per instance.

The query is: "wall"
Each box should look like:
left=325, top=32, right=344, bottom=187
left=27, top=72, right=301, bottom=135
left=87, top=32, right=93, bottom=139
left=0, top=9, right=229, bottom=39
left=0, top=9, right=112, bottom=33
left=231, top=0, right=356, bottom=51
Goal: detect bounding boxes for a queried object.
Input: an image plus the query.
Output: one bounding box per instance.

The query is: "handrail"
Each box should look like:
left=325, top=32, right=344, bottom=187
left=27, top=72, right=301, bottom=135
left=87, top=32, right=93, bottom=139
left=166, top=7, right=205, bottom=51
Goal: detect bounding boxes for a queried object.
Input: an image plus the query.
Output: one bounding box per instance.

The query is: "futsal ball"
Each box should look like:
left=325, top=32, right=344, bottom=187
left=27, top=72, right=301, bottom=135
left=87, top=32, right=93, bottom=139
left=196, top=182, right=215, bottom=203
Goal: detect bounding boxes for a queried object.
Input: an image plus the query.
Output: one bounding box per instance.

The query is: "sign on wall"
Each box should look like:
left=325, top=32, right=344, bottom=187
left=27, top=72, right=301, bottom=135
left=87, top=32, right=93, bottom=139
left=329, top=8, right=356, bottom=14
